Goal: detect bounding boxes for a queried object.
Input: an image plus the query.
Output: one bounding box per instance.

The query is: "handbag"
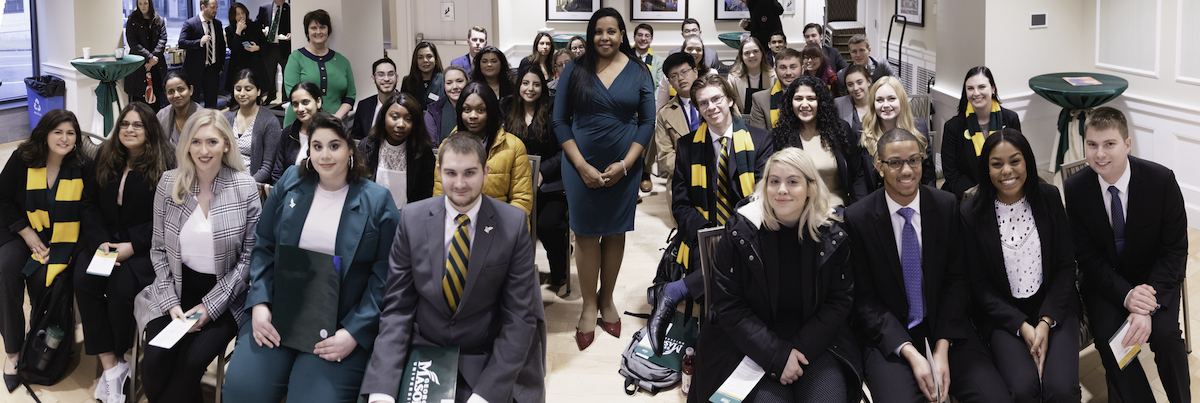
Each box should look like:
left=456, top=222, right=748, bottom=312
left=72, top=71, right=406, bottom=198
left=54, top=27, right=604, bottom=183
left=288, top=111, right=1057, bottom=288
left=653, top=228, right=689, bottom=285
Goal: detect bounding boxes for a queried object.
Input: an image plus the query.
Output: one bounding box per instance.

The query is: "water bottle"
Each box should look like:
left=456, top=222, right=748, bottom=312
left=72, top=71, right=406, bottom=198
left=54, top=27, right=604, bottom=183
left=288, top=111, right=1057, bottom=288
left=35, top=325, right=64, bottom=371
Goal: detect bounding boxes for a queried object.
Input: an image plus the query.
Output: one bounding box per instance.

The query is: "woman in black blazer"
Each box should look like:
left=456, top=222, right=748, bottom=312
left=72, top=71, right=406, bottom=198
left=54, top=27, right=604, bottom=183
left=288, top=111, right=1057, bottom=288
left=358, top=92, right=436, bottom=208
left=961, top=129, right=1080, bottom=402
left=224, top=2, right=268, bottom=95
left=772, top=75, right=868, bottom=206
left=941, top=66, right=1021, bottom=199
left=76, top=102, right=175, bottom=402
left=270, top=81, right=323, bottom=184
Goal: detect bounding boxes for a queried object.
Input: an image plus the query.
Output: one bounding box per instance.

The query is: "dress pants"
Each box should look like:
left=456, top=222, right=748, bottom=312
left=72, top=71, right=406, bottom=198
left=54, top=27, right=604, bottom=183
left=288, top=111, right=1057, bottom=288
left=988, top=310, right=1082, bottom=402
left=74, top=249, right=156, bottom=356
left=0, top=238, right=46, bottom=354
left=261, top=42, right=288, bottom=103
left=537, top=191, right=569, bottom=285
left=1085, top=289, right=1191, bottom=403
left=751, top=351, right=848, bottom=402
left=221, top=319, right=370, bottom=403
left=863, top=324, right=1011, bottom=403
left=141, top=268, right=238, bottom=403
left=194, top=63, right=222, bottom=108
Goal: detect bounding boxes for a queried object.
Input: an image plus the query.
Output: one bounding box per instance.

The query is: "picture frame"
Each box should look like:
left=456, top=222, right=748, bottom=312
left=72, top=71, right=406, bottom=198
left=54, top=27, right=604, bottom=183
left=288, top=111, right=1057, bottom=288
left=896, top=0, right=924, bottom=27
left=631, top=0, right=688, bottom=21
left=715, top=0, right=749, bottom=20
left=547, top=0, right=602, bottom=22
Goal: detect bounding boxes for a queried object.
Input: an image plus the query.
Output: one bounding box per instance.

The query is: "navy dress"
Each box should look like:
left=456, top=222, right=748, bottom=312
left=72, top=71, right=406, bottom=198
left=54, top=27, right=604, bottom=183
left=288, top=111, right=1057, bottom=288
left=552, top=58, right=654, bottom=236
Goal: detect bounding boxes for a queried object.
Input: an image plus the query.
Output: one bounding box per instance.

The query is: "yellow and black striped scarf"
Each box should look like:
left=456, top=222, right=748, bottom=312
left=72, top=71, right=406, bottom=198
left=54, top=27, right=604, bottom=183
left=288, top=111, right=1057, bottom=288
left=965, top=100, right=1005, bottom=156
left=23, top=166, right=83, bottom=286
left=768, top=79, right=784, bottom=128
left=677, top=119, right=757, bottom=267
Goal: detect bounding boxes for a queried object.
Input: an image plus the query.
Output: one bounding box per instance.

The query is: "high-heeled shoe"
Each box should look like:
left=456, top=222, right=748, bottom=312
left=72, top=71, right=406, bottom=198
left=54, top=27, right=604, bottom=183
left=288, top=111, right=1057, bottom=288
left=575, top=327, right=596, bottom=351
left=598, top=317, right=621, bottom=338
left=4, top=370, right=17, bottom=393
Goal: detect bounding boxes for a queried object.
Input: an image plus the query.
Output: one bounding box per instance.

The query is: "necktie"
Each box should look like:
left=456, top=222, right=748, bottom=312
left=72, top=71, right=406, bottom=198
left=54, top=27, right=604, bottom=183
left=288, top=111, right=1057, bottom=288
left=205, top=20, right=214, bottom=66
left=1109, top=186, right=1125, bottom=255
left=715, top=137, right=732, bottom=225
left=443, top=214, right=471, bottom=312
left=898, top=207, right=924, bottom=329
left=267, top=4, right=281, bottom=44
left=687, top=101, right=699, bottom=132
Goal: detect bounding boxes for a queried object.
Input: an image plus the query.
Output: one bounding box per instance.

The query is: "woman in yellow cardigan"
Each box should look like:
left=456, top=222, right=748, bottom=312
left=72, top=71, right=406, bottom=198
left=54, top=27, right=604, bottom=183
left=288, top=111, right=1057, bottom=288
left=433, top=82, right=532, bottom=214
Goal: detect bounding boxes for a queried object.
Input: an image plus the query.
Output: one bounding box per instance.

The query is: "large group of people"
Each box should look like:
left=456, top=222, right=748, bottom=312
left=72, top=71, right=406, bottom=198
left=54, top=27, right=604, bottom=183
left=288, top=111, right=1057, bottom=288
left=0, top=2, right=1190, bottom=403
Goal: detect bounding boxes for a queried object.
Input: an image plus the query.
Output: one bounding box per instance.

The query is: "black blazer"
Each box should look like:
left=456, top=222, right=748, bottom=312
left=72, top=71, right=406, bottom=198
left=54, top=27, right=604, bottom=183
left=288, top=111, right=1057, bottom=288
left=671, top=122, right=774, bottom=239
left=178, top=16, right=226, bottom=82
left=123, top=13, right=168, bottom=96
left=350, top=94, right=380, bottom=141
left=961, top=183, right=1080, bottom=335
left=357, top=135, right=436, bottom=204
left=939, top=108, right=1021, bottom=199
left=269, top=123, right=302, bottom=184
left=224, top=20, right=268, bottom=91
left=80, top=163, right=165, bottom=256
left=844, top=186, right=972, bottom=356
left=255, top=1, right=291, bottom=49
left=779, top=119, right=869, bottom=205
left=1064, top=156, right=1187, bottom=307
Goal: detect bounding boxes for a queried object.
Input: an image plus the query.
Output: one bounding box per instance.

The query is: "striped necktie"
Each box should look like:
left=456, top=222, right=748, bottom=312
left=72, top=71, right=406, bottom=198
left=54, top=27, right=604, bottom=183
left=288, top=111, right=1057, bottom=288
left=205, top=20, right=215, bottom=66
left=267, top=4, right=281, bottom=43
left=443, top=214, right=470, bottom=312
left=716, top=137, right=732, bottom=225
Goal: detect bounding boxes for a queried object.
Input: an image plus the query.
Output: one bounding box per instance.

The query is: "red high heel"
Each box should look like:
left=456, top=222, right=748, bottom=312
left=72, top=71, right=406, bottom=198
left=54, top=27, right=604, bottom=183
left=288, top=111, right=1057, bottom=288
left=598, top=318, right=621, bottom=338
left=575, top=327, right=595, bottom=350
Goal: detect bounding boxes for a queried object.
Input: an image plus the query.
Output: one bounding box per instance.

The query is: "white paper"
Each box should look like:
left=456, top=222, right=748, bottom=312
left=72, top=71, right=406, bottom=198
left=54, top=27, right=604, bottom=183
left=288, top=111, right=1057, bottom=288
left=925, top=338, right=942, bottom=402
left=85, top=249, right=119, bottom=277
left=1107, top=320, right=1142, bottom=370
left=148, top=315, right=199, bottom=349
left=709, top=356, right=765, bottom=403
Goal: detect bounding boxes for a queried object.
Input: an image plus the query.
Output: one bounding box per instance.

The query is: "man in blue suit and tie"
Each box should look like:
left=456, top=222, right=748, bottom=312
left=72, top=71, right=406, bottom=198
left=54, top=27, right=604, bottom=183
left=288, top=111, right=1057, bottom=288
left=178, top=0, right=225, bottom=108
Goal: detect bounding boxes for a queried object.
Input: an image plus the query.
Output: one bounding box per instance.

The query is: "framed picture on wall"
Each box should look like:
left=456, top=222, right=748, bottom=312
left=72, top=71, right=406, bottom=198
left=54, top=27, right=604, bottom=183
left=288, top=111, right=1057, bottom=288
left=896, top=0, right=924, bottom=26
left=631, top=0, right=687, bottom=21
left=547, top=0, right=601, bottom=22
left=715, top=0, right=750, bottom=20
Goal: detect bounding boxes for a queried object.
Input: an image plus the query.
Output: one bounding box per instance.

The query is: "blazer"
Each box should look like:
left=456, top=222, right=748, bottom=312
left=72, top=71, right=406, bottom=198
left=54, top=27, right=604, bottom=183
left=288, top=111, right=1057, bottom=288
left=844, top=186, right=973, bottom=356
left=269, top=122, right=303, bottom=184
left=1064, top=156, right=1188, bottom=306
left=245, top=167, right=399, bottom=349
left=823, top=45, right=849, bottom=74
left=361, top=195, right=545, bottom=403
left=834, top=95, right=862, bottom=135
left=671, top=119, right=773, bottom=239
left=781, top=119, right=870, bottom=205
left=358, top=135, right=437, bottom=204
left=424, top=96, right=456, bottom=147
left=746, top=84, right=776, bottom=130
left=178, top=16, right=226, bottom=82
left=157, top=102, right=202, bottom=146
left=726, top=68, right=776, bottom=112
left=79, top=162, right=163, bottom=255
left=224, top=107, right=283, bottom=183
left=350, top=94, right=380, bottom=140
left=433, top=130, right=533, bottom=214
left=401, top=72, right=446, bottom=110
left=939, top=108, right=1022, bottom=199
left=653, top=96, right=692, bottom=178
left=961, top=183, right=1080, bottom=335
left=690, top=200, right=862, bottom=403
left=255, top=1, right=291, bottom=49
left=135, top=166, right=261, bottom=331
left=450, top=54, right=473, bottom=75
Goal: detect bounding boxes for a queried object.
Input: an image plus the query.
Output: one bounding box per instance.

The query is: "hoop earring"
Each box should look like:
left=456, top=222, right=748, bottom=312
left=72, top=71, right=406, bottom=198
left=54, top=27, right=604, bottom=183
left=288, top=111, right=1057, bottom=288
left=306, top=157, right=314, bottom=171
left=348, top=154, right=355, bottom=168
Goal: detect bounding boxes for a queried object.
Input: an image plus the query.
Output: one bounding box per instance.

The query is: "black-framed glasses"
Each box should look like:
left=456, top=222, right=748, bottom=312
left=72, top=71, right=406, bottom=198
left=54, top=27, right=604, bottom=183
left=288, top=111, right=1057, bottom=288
left=883, top=156, right=924, bottom=170
left=119, top=121, right=145, bottom=130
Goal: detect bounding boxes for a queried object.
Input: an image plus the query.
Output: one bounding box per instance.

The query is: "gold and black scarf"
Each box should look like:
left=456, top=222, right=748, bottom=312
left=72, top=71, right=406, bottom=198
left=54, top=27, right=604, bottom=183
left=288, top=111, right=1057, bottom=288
left=965, top=100, right=1006, bottom=156
left=23, top=166, right=83, bottom=286
left=768, top=79, right=784, bottom=128
left=677, top=118, right=757, bottom=267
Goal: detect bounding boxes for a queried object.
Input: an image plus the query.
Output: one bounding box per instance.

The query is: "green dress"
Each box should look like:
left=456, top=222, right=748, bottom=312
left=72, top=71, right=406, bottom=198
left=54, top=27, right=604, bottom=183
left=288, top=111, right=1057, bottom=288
left=282, top=48, right=356, bottom=126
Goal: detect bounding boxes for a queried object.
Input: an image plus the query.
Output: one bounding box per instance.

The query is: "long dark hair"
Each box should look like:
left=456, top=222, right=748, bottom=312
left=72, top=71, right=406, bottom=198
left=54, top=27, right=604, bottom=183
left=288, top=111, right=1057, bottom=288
left=129, top=0, right=160, bottom=22
left=773, top=75, right=849, bottom=155
left=228, top=69, right=264, bottom=111
left=455, top=82, right=502, bottom=150
left=298, top=111, right=369, bottom=182
left=469, top=46, right=514, bottom=99
left=957, top=66, right=1002, bottom=116
left=98, top=102, right=174, bottom=186
left=505, top=64, right=552, bottom=144
left=371, top=92, right=433, bottom=163
left=19, top=109, right=86, bottom=169
left=402, top=42, right=444, bottom=96
left=566, top=7, right=648, bottom=114
left=972, top=128, right=1045, bottom=218
left=526, top=32, right=555, bottom=76
left=227, top=2, right=250, bottom=24
left=800, top=43, right=831, bottom=79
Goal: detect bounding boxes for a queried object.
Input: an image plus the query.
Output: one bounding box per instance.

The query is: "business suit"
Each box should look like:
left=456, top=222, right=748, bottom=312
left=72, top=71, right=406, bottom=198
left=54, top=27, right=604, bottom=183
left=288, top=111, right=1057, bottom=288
left=450, top=54, right=473, bottom=75
left=221, top=166, right=399, bottom=403
left=746, top=84, right=777, bottom=130
left=179, top=15, right=226, bottom=108
left=224, top=108, right=283, bottom=183
left=939, top=109, right=1021, bottom=199
left=256, top=1, right=291, bottom=103
left=361, top=195, right=545, bottom=403
left=350, top=94, right=380, bottom=140
left=961, top=183, right=1082, bottom=401
left=823, top=45, right=849, bottom=74
left=1064, top=156, right=1190, bottom=403
left=845, top=186, right=1009, bottom=403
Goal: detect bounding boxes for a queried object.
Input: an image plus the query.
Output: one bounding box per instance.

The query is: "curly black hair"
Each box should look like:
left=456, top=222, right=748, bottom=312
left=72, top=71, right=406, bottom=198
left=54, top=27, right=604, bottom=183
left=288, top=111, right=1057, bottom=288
left=772, top=75, right=849, bottom=156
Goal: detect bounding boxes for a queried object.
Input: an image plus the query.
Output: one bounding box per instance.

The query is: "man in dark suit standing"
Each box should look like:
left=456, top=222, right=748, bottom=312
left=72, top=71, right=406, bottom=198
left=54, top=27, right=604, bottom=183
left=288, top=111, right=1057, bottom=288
left=846, top=128, right=1010, bottom=403
left=803, top=23, right=848, bottom=73
left=1065, top=106, right=1190, bottom=403
left=178, top=0, right=225, bottom=108
left=256, top=0, right=290, bottom=104
left=362, top=134, right=545, bottom=403
left=350, top=58, right=397, bottom=141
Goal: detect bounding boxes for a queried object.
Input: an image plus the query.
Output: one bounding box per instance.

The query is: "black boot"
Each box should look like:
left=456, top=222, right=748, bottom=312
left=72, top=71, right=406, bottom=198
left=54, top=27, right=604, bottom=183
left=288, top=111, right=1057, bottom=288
left=646, top=283, right=675, bottom=357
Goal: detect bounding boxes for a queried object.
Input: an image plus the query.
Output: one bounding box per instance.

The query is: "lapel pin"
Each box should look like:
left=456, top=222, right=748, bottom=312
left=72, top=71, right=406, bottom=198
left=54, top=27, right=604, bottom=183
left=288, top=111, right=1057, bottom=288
left=289, top=198, right=296, bottom=208
left=484, top=226, right=493, bottom=234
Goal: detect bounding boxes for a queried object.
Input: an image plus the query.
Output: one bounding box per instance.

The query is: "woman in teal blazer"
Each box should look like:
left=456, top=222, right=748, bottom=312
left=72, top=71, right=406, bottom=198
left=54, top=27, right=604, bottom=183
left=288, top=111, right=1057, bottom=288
left=221, top=111, right=399, bottom=403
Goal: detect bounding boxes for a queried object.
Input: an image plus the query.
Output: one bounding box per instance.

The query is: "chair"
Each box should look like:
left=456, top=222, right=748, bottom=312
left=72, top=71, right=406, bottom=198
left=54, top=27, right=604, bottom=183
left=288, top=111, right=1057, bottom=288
left=1059, top=159, right=1088, bottom=183
left=695, top=226, right=724, bottom=324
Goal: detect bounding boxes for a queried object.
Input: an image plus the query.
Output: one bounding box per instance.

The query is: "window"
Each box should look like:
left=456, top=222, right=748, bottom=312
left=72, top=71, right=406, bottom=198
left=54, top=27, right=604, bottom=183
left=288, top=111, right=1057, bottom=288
left=121, top=0, right=232, bottom=48
left=1095, top=0, right=1160, bottom=77
left=0, top=0, right=35, bottom=101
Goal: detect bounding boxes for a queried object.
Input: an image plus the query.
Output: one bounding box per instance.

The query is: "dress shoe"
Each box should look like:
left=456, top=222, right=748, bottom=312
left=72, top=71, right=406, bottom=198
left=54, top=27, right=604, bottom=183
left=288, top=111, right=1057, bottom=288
left=646, top=282, right=675, bottom=357
left=640, top=179, right=653, bottom=192
left=4, top=373, right=17, bottom=393
left=575, top=328, right=596, bottom=351
left=598, top=318, right=621, bottom=338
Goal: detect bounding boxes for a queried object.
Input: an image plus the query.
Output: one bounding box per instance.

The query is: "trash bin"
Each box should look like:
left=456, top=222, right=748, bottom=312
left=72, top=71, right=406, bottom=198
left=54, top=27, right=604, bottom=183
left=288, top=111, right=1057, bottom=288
left=25, top=75, right=65, bottom=129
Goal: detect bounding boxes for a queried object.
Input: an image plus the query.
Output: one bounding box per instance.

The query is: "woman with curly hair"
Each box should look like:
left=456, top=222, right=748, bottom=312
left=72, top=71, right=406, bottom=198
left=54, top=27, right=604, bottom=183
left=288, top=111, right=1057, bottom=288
left=772, top=75, right=867, bottom=206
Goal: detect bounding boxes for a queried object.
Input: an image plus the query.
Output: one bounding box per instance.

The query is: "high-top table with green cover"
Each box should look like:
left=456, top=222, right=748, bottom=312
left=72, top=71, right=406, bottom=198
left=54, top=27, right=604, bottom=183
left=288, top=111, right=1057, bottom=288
left=1028, top=72, right=1128, bottom=172
left=71, top=54, right=145, bottom=136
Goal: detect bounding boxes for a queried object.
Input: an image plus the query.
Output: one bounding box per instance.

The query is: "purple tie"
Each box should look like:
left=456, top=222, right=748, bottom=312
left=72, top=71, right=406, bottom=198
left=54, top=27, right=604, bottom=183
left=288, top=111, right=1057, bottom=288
left=898, top=207, right=924, bottom=329
left=1109, top=186, right=1125, bottom=254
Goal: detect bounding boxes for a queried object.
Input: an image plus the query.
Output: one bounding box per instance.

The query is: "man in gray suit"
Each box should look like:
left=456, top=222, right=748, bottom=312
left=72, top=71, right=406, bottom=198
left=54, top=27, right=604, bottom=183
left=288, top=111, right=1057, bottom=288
left=362, top=134, right=546, bottom=403
left=747, top=47, right=802, bottom=131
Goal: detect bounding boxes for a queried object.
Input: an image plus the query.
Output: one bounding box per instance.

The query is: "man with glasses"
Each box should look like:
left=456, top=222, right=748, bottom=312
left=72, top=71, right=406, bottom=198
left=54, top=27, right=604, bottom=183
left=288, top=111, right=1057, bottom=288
left=747, top=47, right=801, bottom=130
left=350, top=58, right=398, bottom=140
left=668, top=18, right=721, bottom=72
left=450, top=26, right=487, bottom=75
left=651, top=53, right=700, bottom=203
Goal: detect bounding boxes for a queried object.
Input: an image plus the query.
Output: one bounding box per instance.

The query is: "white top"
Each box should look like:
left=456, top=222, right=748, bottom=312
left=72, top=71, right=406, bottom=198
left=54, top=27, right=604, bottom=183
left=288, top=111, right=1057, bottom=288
left=375, top=139, right=408, bottom=209
left=710, top=121, right=733, bottom=164
left=298, top=183, right=349, bottom=256
left=679, top=97, right=696, bottom=129
left=996, top=197, right=1042, bottom=298
left=1099, top=162, right=1131, bottom=226
left=179, top=206, right=217, bottom=274
left=801, top=134, right=845, bottom=207
left=885, top=190, right=922, bottom=256
left=443, top=195, right=480, bottom=262
left=237, top=115, right=255, bottom=170
left=294, top=132, right=310, bottom=166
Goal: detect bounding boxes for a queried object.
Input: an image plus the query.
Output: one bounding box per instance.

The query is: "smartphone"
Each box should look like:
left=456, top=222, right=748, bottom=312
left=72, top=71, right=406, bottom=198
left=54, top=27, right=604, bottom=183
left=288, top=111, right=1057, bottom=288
left=242, top=41, right=252, bottom=48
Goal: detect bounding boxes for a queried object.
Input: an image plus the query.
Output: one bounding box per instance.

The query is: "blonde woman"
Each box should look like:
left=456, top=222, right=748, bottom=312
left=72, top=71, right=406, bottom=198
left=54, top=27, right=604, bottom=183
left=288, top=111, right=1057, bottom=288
left=860, top=76, right=933, bottom=188
left=690, top=147, right=862, bottom=402
left=135, top=109, right=261, bottom=402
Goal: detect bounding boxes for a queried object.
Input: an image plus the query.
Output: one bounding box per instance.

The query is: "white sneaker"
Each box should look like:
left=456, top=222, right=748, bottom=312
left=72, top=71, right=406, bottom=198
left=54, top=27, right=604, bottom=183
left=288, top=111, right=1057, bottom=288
left=93, top=372, right=108, bottom=401
left=104, top=361, right=129, bottom=403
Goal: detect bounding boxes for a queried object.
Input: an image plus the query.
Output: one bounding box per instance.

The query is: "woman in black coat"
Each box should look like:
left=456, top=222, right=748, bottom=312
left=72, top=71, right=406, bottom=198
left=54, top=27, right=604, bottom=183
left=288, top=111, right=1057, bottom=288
left=690, top=147, right=862, bottom=403
left=358, top=92, right=436, bottom=207
left=123, top=0, right=168, bottom=109
left=741, top=0, right=784, bottom=59
left=940, top=66, right=1021, bottom=199
left=224, top=2, right=269, bottom=95
left=961, top=129, right=1080, bottom=402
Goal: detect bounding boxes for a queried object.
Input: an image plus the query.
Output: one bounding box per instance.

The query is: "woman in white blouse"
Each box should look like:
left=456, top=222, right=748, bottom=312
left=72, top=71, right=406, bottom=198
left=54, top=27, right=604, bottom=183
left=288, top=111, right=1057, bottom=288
left=960, top=128, right=1081, bottom=401
left=135, top=109, right=261, bottom=402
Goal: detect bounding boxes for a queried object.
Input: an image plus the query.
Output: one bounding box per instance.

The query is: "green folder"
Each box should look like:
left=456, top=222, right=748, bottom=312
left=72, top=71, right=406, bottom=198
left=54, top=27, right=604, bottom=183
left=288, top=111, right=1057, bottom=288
left=400, top=346, right=459, bottom=402
left=273, top=244, right=342, bottom=352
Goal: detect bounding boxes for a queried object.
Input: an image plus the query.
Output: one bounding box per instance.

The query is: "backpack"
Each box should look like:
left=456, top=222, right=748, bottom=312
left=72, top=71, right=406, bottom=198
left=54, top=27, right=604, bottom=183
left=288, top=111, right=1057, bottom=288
left=653, top=228, right=689, bottom=285
left=16, top=271, right=75, bottom=386
left=619, top=327, right=679, bottom=395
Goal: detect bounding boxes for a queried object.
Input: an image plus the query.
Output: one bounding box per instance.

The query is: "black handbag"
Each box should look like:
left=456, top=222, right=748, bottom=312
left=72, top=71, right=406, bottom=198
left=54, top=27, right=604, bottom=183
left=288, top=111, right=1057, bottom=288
left=653, top=228, right=689, bottom=285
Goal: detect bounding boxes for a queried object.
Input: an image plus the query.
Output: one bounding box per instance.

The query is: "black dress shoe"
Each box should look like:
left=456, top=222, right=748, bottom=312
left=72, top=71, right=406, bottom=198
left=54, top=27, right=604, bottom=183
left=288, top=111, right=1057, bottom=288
left=4, top=372, right=18, bottom=393
left=646, top=282, right=675, bottom=357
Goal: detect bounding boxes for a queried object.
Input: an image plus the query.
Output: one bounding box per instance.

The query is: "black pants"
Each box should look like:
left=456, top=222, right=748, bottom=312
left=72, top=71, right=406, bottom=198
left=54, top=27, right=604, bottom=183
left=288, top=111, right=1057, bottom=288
left=0, top=238, right=46, bottom=354
left=141, top=268, right=238, bottom=403
left=752, top=351, right=847, bottom=402
left=536, top=191, right=569, bottom=284
left=193, top=63, right=222, bottom=108
left=261, top=42, right=289, bottom=102
left=863, top=327, right=1012, bottom=403
left=1085, top=289, right=1190, bottom=403
left=74, top=249, right=156, bottom=357
left=989, top=310, right=1082, bottom=402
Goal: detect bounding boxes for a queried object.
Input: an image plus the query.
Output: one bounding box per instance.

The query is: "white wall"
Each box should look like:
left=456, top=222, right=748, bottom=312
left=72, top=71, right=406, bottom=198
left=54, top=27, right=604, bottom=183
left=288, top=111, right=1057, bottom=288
left=37, top=0, right=126, bottom=135
left=291, top=0, right=386, bottom=103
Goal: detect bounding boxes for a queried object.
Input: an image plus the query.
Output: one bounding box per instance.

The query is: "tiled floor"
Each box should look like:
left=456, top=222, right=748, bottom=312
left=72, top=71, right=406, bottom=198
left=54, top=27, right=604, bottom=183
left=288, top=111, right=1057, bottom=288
left=0, top=142, right=1196, bottom=402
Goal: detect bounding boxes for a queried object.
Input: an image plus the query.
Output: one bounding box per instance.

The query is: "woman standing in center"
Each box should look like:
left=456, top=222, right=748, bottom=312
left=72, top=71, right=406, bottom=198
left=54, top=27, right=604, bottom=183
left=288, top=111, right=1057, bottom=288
left=552, top=7, right=654, bottom=351
left=282, top=9, right=355, bottom=127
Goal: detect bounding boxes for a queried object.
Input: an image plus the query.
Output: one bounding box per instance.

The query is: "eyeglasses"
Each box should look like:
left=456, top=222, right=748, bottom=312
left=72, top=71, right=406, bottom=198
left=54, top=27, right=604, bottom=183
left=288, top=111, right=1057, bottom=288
left=668, top=68, right=695, bottom=81
left=374, top=71, right=397, bottom=78
left=696, top=94, right=726, bottom=110
left=118, top=121, right=145, bottom=130
left=883, top=156, right=924, bottom=170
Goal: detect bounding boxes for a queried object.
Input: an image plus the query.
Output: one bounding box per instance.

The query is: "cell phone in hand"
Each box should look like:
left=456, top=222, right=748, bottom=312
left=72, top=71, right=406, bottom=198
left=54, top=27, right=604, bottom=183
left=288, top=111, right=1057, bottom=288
left=242, top=41, right=252, bottom=48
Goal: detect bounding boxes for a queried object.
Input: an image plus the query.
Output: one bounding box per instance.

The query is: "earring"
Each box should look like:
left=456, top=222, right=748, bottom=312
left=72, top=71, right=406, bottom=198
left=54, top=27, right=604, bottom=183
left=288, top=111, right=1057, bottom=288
left=306, top=158, right=314, bottom=171
left=348, top=154, right=355, bottom=167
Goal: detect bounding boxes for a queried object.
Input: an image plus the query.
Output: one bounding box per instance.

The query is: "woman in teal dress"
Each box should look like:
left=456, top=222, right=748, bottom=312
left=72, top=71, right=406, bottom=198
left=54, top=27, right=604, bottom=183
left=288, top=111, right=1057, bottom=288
left=282, top=9, right=355, bottom=127
left=551, top=7, right=654, bottom=351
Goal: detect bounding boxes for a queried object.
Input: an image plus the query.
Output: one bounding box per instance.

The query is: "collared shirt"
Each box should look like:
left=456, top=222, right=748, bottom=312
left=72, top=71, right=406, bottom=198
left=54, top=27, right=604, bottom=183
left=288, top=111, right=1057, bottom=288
left=443, top=195, right=481, bottom=261
left=679, top=97, right=695, bottom=128
left=1099, top=162, right=1131, bottom=226
left=710, top=121, right=734, bottom=169
left=885, top=190, right=923, bottom=255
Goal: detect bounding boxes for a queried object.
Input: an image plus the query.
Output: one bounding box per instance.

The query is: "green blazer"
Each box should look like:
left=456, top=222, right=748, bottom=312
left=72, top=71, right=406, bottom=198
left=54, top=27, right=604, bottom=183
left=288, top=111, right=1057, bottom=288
left=245, top=166, right=399, bottom=349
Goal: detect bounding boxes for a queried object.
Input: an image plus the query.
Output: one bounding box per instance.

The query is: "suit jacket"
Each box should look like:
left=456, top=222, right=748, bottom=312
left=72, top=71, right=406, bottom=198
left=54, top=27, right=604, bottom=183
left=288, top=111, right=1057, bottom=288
left=746, top=85, right=776, bottom=130
left=245, top=167, right=399, bottom=349
left=178, top=16, right=227, bottom=83
left=224, top=107, right=283, bottom=183
left=834, top=95, right=862, bottom=135
left=350, top=94, right=380, bottom=140
left=255, top=1, right=291, bottom=49
left=123, top=13, right=168, bottom=96
left=961, top=183, right=1080, bottom=335
left=1064, top=156, right=1187, bottom=307
left=844, top=186, right=972, bottom=357
left=671, top=119, right=773, bottom=239
left=823, top=45, right=849, bottom=74
left=836, top=56, right=895, bottom=87
left=357, top=135, right=437, bottom=204
left=939, top=108, right=1022, bottom=199
left=80, top=162, right=163, bottom=256
left=269, top=122, right=303, bottom=184
left=135, top=166, right=261, bottom=331
left=361, top=195, right=545, bottom=403
left=450, top=54, right=473, bottom=75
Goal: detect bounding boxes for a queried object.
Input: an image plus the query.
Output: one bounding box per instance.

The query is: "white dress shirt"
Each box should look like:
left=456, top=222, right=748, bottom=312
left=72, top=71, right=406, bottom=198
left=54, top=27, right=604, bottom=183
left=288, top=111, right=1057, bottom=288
left=1099, top=162, right=1131, bottom=226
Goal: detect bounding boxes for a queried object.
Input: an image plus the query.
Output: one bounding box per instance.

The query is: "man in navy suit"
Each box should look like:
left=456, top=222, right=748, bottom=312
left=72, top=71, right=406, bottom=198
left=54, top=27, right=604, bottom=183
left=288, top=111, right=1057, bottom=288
left=350, top=58, right=397, bottom=141
left=256, top=0, right=291, bottom=104
left=449, top=26, right=487, bottom=75
left=1065, top=106, right=1190, bottom=403
left=178, top=0, right=225, bottom=108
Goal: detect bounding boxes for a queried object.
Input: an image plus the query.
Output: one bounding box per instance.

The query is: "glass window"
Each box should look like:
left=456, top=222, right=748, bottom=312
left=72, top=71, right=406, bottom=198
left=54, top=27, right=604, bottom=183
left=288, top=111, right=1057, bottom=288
left=0, top=0, right=34, bottom=101
left=122, top=0, right=232, bottom=47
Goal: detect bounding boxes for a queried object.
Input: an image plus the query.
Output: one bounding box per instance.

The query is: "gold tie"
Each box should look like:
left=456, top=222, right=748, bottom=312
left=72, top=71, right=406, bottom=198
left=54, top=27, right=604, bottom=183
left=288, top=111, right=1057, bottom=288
left=716, top=137, right=732, bottom=225
left=443, top=214, right=470, bottom=312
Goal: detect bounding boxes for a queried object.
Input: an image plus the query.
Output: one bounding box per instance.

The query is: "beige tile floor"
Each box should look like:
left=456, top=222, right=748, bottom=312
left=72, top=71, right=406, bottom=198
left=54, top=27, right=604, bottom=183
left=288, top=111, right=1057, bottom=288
left=0, top=140, right=1196, bottom=402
